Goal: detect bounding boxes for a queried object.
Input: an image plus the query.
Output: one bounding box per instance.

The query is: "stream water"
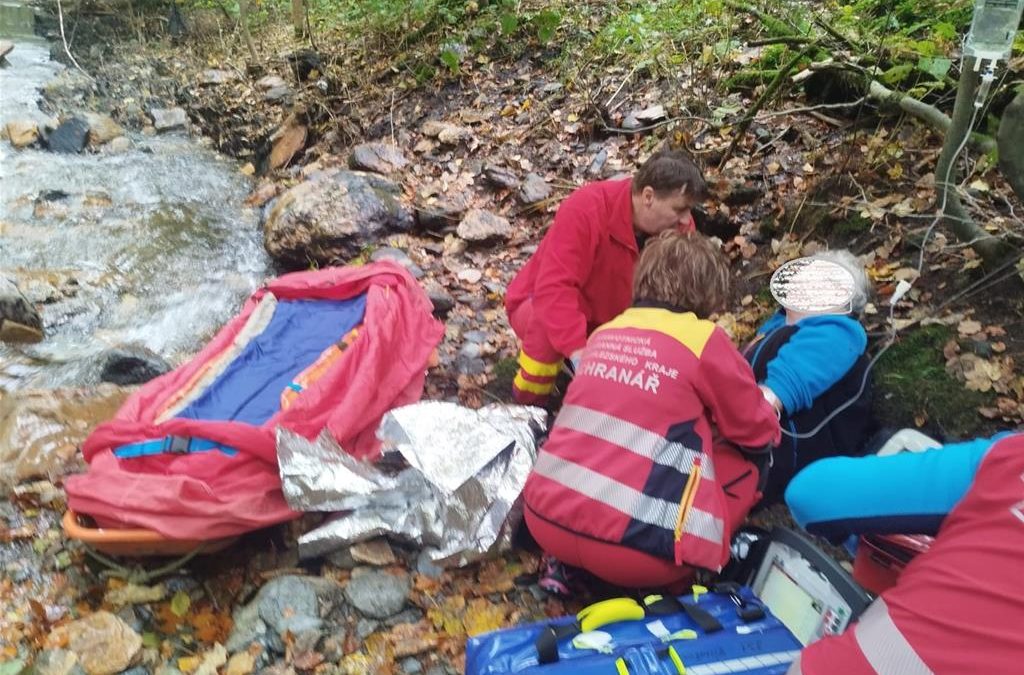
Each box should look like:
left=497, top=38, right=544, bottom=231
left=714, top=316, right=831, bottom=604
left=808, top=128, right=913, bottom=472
left=0, top=1, right=269, bottom=392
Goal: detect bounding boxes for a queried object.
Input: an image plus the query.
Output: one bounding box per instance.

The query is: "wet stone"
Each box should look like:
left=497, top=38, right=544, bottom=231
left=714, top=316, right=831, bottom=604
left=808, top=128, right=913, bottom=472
left=349, top=142, right=409, bottom=175
left=344, top=569, right=410, bottom=619
left=26, top=649, right=85, bottom=675
left=483, top=164, right=519, bottom=190
left=257, top=576, right=320, bottom=635
left=401, top=658, right=423, bottom=675
left=384, top=607, right=424, bottom=628
left=47, top=611, right=142, bottom=675
left=457, top=209, right=512, bottom=243
left=99, top=345, right=171, bottom=385
left=355, top=618, right=379, bottom=639
left=45, top=117, right=89, bottom=154
left=519, top=173, right=552, bottom=204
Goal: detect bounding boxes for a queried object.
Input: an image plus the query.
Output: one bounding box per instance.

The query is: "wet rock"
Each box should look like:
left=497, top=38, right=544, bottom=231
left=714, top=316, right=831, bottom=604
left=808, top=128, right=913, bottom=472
left=45, top=118, right=90, bottom=154
left=6, top=119, right=39, bottom=148
left=421, top=120, right=472, bottom=144
left=519, top=173, right=552, bottom=204
left=150, top=108, right=188, bottom=132
left=587, top=148, right=609, bottom=177
left=105, top=136, right=132, bottom=153
left=415, top=550, right=444, bottom=578
left=401, top=658, right=423, bottom=674
left=424, top=282, right=455, bottom=317
left=200, top=69, right=237, bottom=85
left=263, top=86, right=293, bottom=104
left=483, top=164, right=519, bottom=190
left=349, top=538, right=398, bottom=566
left=256, top=576, right=320, bottom=635
left=369, top=247, right=423, bottom=279
left=47, top=611, right=142, bottom=675
left=0, top=40, right=13, bottom=62
left=349, top=142, right=409, bottom=175
left=256, top=75, right=288, bottom=90
left=0, top=385, right=129, bottom=487
left=0, top=276, right=43, bottom=343
left=26, top=649, right=85, bottom=675
left=344, top=569, right=410, bottom=619
left=457, top=208, right=512, bottom=243
left=82, top=113, right=124, bottom=147
left=384, top=607, right=424, bottom=628
left=98, top=345, right=171, bottom=385
left=264, top=169, right=414, bottom=268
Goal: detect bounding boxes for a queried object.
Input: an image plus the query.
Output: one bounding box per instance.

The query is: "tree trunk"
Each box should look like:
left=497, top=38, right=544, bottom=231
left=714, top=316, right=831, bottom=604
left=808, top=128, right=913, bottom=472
left=291, top=0, right=307, bottom=38
left=998, top=90, right=1024, bottom=204
left=238, top=0, right=258, bottom=62
left=933, top=56, right=1009, bottom=264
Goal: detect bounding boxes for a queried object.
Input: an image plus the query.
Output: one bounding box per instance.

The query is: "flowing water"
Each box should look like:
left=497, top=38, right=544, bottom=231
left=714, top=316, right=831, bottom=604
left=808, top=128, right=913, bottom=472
left=0, top=2, right=269, bottom=392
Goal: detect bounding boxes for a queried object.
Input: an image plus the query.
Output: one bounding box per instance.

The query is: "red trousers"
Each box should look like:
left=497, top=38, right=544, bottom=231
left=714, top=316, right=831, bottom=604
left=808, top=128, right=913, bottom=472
left=508, top=298, right=563, bottom=405
left=526, top=445, right=761, bottom=590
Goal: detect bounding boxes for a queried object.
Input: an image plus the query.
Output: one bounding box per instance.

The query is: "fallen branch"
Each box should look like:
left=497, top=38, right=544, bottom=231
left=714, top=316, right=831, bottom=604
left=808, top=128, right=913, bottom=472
left=748, top=36, right=814, bottom=47
left=56, top=0, right=92, bottom=80
left=867, top=79, right=996, bottom=155
left=719, top=43, right=818, bottom=168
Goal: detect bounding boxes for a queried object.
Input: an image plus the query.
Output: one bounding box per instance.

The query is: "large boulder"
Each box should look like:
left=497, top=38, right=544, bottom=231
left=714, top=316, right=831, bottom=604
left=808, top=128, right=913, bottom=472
left=6, top=119, right=39, bottom=148
left=0, top=276, right=43, bottom=343
left=0, top=385, right=130, bottom=487
left=45, top=117, right=90, bottom=154
left=263, top=169, right=414, bottom=268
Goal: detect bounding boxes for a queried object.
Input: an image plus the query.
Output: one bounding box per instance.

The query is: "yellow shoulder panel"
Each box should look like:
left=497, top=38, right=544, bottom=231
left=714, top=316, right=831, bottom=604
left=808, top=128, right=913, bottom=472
left=594, top=308, right=716, bottom=357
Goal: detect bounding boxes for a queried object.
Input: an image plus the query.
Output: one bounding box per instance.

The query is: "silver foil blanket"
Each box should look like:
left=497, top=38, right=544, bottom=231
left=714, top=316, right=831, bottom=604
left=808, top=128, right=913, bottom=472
left=277, top=402, right=547, bottom=566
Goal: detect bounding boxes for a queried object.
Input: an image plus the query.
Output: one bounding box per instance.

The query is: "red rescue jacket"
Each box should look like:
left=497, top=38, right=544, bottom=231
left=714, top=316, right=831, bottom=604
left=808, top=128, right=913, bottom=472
left=505, top=178, right=695, bottom=357
left=796, top=433, right=1024, bottom=675
left=524, top=306, right=781, bottom=570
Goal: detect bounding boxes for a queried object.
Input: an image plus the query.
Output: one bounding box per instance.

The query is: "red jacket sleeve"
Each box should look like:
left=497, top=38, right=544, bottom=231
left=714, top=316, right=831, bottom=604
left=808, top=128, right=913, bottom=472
left=695, top=327, right=781, bottom=449
left=531, top=201, right=601, bottom=357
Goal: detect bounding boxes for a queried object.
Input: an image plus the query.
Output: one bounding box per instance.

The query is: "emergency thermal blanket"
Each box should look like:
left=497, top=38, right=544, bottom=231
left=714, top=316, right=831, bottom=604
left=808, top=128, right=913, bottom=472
left=65, top=262, right=443, bottom=539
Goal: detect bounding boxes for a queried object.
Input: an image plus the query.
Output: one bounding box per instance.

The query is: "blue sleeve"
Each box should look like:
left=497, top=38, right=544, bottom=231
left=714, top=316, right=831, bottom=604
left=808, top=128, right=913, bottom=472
left=755, top=310, right=786, bottom=336
left=785, top=434, right=1008, bottom=541
left=763, top=315, right=866, bottom=414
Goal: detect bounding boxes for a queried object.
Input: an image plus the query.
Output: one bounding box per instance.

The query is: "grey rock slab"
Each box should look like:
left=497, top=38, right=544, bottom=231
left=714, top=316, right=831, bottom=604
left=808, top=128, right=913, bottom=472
left=263, top=169, right=414, bottom=268
left=344, top=569, right=410, bottom=619
left=226, top=596, right=268, bottom=653
left=483, top=164, right=519, bottom=190
left=98, top=345, right=171, bottom=385
left=401, top=658, right=423, bottom=675
left=349, top=142, right=409, bottom=175
left=150, top=107, right=188, bottom=132
left=355, top=618, right=379, bottom=639
left=263, top=86, right=293, bottom=103
left=26, top=649, right=86, bottom=675
left=256, top=75, right=288, bottom=90
left=457, top=208, right=512, bottom=243
left=519, top=173, right=552, bottom=204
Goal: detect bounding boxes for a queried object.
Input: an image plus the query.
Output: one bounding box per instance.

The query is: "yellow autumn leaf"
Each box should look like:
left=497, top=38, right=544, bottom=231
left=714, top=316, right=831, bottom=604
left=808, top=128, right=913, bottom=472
left=177, top=656, right=200, bottom=673
left=462, top=598, right=508, bottom=637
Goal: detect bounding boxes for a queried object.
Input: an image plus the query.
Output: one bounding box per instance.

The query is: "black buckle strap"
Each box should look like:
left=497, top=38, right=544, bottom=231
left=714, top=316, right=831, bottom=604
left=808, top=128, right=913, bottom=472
left=644, top=595, right=723, bottom=634
left=535, top=622, right=581, bottom=665
left=164, top=435, right=192, bottom=454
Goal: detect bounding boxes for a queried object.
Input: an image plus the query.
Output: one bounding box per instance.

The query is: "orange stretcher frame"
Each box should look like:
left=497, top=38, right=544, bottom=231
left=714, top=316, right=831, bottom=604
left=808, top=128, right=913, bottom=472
left=62, top=509, right=238, bottom=557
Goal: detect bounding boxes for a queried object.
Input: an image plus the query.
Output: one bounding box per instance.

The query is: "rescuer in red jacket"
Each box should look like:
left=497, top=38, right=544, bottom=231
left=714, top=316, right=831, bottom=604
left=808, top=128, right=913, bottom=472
left=505, top=150, right=706, bottom=405
left=523, top=231, right=782, bottom=595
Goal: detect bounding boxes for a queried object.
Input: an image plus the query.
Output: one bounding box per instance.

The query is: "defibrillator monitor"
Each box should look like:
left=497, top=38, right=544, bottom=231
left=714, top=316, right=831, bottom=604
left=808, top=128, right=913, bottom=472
left=750, top=528, right=871, bottom=646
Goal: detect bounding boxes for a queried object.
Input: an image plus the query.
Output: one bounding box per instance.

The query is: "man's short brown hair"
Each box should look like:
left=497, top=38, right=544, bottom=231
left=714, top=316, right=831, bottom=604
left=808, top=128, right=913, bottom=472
left=633, top=149, right=708, bottom=200
left=632, top=231, right=730, bottom=317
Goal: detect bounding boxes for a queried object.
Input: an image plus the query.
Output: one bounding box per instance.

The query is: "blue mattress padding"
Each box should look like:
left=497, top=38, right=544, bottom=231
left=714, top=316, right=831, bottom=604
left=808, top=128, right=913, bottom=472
left=175, top=295, right=367, bottom=426
left=466, top=586, right=801, bottom=675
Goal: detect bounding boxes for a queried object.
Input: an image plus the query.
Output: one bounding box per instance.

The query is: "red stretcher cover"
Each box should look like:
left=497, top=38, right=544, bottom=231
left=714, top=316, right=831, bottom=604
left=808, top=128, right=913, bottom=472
left=65, top=262, right=443, bottom=540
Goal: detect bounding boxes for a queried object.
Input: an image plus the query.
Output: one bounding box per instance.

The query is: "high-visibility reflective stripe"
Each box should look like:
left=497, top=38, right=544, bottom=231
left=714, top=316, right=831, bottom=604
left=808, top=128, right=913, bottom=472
left=855, top=598, right=933, bottom=675
left=517, top=350, right=561, bottom=377
left=533, top=451, right=722, bottom=545
left=534, top=451, right=678, bottom=531
left=555, top=404, right=716, bottom=481
left=514, top=372, right=554, bottom=395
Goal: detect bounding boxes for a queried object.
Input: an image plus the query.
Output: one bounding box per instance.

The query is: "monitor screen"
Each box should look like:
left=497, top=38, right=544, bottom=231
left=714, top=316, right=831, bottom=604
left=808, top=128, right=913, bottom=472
left=759, top=562, right=824, bottom=645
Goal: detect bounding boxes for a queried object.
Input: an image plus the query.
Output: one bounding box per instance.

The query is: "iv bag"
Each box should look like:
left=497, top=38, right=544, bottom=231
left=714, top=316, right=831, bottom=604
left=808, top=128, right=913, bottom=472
left=964, top=0, right=1024, bottom=64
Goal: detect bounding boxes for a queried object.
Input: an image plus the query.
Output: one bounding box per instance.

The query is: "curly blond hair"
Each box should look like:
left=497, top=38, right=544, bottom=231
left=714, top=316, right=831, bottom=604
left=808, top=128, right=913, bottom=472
left=633, top=231, right=730, bottom=317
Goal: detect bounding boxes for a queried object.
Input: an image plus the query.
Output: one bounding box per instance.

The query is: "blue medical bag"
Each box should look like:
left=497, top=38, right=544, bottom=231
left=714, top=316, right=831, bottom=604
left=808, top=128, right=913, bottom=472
left=465, top=585, right=802, bottom=675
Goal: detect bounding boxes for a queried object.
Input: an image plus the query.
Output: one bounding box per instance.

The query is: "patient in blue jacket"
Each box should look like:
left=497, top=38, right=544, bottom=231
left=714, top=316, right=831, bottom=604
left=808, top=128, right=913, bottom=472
left=743, top=250, right=877, bottom=504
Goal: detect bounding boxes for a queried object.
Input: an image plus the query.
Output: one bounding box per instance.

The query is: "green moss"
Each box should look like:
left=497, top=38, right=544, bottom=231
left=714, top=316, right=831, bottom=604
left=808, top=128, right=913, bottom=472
left=485, top=356, right=520, bottom=403
left=831, top=214, right=872, bottom=236
left=873, top=325, right=992, bottom=438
